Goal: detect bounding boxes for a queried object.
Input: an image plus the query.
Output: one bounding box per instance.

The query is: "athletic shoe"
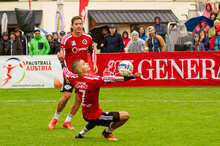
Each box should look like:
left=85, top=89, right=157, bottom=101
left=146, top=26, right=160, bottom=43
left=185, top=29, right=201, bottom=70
left=48, top=118, right=58, bottom=130
left=102, top=130, right=118, bottom=141
left=63, top=121, right=74, bottom=130
left=75, top=133, right=85, bottom=139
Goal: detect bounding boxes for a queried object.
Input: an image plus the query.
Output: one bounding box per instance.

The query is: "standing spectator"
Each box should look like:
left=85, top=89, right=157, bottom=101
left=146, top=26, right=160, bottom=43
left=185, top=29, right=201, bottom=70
left=210, top=26, right=220, bottom=51
left=0, top=32, right=9, bottom=55
left=59, top=31, right=66, bottom=42
left=125, top=31, right=145, bottom=53
left=208, top=20, right=220, bottom=40
left=53, top=32, right=60, bottom=54
left=103, top=24, right=124, bottom=53
left=191, top=34, right=205, bottom=51
left=154, top=16, right=167, bottom=42
left=46, top=34, right=55, bottom=54
left=145, top=26, right=166, bottom=52
left=15, top=28, right=26, bottom=54
left=8, top=32, right=23, bottom=55
left=193, top=20, right=210, bottom=36
left=29, top=29, right=50, bottom=55
left=138, top=26, right=148, bottom=41
left=199, top=30, right=209, bottom=50
left=210, top=12, right=217, bottom=21
left=203, top=2, right=213, bottom=18
left=97, top=27, right=108, bottom=53
left=122, top=31, right=131, bottom=52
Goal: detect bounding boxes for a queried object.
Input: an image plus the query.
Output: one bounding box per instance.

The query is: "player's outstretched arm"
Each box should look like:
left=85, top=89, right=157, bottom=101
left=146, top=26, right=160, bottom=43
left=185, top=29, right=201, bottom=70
left=103, top=73, right=141, bottom=83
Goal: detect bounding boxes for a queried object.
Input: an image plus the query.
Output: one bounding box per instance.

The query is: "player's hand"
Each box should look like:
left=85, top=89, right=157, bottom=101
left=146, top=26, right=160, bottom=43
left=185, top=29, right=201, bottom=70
left=94, top=63, right=98, bottom=74
left=57, top=50, right=65, bottom=61
left=65, top=77, right=70, bottom=84
left=134, top=73, right=141, bottom=78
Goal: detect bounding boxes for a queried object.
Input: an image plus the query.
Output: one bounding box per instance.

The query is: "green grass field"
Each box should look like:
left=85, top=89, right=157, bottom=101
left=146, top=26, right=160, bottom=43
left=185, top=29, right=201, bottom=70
left=1, top=87, right=220, bottom=146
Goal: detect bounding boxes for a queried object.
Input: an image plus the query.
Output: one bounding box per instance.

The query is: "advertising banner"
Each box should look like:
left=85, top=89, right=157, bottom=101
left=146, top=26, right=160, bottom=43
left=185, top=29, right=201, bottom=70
left=96, top=52, right=220, bottom=87
left=0, top=55, right=63, bottom=88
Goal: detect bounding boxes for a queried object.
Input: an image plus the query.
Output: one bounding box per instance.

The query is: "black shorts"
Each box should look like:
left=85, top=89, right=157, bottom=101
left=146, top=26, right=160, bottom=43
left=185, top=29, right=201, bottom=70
left=84, top=112, right=120, bottom=127
left=60, top=78, right=74, bottom=93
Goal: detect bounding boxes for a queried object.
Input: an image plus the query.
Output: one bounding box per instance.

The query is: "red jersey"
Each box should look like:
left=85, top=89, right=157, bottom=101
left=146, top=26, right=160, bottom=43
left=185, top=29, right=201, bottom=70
left=60, top=33, right=96, bottom=72
left=63, top=67, right=124, bottom=120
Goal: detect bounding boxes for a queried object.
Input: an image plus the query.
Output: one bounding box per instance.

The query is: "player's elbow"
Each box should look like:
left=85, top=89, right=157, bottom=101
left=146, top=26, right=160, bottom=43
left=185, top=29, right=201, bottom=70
left=119, top=111, right=130, bottom=121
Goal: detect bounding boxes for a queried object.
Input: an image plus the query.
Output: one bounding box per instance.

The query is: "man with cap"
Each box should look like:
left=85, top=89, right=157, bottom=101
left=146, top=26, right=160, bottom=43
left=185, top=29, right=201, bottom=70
left=29, top=28, right=50, bottom=55
left=15, top=27, right=26, bottom=55
left=102, top=24, right=124, bottom=53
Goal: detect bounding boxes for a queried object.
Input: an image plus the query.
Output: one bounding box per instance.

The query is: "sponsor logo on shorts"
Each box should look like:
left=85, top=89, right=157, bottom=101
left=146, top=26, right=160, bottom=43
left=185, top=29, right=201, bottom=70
left=64, top=84, right=72, bottom=90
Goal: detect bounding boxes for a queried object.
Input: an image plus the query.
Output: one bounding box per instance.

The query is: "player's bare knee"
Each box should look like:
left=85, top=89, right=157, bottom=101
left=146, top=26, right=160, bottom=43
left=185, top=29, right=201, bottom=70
left=119, top=111, right=130, bottom=121
left=63, top=92, right=72, bottom=100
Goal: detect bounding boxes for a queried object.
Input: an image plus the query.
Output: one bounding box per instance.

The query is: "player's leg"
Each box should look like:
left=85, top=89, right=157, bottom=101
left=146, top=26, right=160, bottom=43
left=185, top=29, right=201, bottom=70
left=102, top=111, right=130, bottom=141
left=75, top=120, right=96, bottom=138
left=48, top=78, right=73, bottom=130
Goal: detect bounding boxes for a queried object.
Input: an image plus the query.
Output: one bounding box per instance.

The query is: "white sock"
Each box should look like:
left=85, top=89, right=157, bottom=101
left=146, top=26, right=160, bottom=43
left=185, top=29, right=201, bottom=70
left=79, top=127, right=88, bottom=135
left=65, top=113, right=73, bottom=122
left=105, top=126, right=113, bottom=133
left=53, top=112, right=60, bottom=120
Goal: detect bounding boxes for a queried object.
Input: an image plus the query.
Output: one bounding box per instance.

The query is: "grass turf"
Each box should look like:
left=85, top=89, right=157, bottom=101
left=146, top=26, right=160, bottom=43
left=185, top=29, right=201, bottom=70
left=1, top=87, right=220, bottom=146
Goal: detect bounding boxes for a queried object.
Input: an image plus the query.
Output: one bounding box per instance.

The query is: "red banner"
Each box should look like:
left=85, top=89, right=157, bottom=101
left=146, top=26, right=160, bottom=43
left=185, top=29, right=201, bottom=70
left=96, top=52, right=220, bottom=87
left=79, top=0, right=89, bottom=22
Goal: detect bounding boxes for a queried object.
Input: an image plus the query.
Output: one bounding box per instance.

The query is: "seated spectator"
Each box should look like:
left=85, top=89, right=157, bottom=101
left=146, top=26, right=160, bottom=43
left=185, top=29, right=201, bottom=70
left=122, top=31, right=131, bottom=51
left=191, top=34, right=205, bottom=51
left=210, top=12, right=217, bottom=21
left=208, top=20, right=220, bottom=40
left=199, top=30, right=209, bottom=50
left=103, top=24, right=124, bottom=53
left=210, top=26, right=220, bottom=51
left=203, top=2, right=213, bottom=18
left=193, top=20, right=210, bottom=37
left=52, top=32, right=60, bottom=53
left=15, top=27, right=26, bottom=54
left=154, top=16, right=167, bottom=42
left=8, top=32, right=24, bottom=55
left=46, top=34, right=55, bottom=54
left=29, top=29, right=50, bottom=55
left=125, top=31, right=145, bottom=53
left=138, top=26, right=148, bottom=41
left=145, top=26, right=166, bottom=52
left=0, top=32, right=9, bottom=55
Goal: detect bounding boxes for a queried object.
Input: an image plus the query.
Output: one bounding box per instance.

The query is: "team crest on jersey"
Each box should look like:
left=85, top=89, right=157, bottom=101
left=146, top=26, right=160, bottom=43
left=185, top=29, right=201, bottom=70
left=71, top=41, right=76, bottom=46
left=72, top=47, right=79, bottom=54
left=82, top=39, right=87, bottom=45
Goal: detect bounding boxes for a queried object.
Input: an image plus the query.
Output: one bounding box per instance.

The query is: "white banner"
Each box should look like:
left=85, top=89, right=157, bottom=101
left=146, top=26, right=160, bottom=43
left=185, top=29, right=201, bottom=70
left=0, top=55, right=63, bottom=88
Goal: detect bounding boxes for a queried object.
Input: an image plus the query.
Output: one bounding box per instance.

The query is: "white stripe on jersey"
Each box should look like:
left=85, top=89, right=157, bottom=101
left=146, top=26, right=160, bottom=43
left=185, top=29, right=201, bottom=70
left=61, top=33, right=72, bottom=45
left=82, top=33, right=92, bottom=39
left=84, top=76, right=99, bottom=80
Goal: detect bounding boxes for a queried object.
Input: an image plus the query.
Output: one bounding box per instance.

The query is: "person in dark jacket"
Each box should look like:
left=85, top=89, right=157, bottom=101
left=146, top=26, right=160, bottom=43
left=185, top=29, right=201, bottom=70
left=97, top=27, right=108, bottom=53
left=47, top=34, right=55, bottom=54
left=138, top=26, right=148, bottom=41
left=154, top=16, right=167, bottom=42
left=15, top=28, right=26, bottom=55
left=0, top=32, right=10, bottom=55
left=103, top=24, right=124, bottom=53
left=53, top=32, right=60, bottom=53
left=8, top=32, right=24, bottom=55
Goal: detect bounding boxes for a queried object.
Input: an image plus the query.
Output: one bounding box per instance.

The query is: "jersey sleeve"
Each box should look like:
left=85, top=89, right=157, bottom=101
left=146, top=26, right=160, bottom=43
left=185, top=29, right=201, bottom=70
left=88, top=37, right=96, bottom=63
left=97, top=75, right=125, bottom=86
left=63, top=67, right=78, bottom=84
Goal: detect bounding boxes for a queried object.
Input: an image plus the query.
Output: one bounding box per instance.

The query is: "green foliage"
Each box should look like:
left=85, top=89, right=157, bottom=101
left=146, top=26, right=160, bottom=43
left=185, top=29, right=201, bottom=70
left=1, top=87, right=220, bottom=146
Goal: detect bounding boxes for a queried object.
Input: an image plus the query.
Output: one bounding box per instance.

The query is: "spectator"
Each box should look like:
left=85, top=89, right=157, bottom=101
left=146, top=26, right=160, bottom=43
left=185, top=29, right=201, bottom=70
left=122, top=31, right=131, bottom=51
left=193, top=20, right=210, bottom=36
left=125, top=31, right=145, bottom=53
left=29, top=29, right=50, bottom=55
left=52, top=32, right=60, bottom=54
left=203, top=2, right=213, bottom=18
left=145, top=26, right=166, bottom=52
left=154, top=16, right=167, bottom=42
left=97, top=27, right=108, bottom=53
left=138, top=26, right=148, bottom=41
left=8, top=32, right=23, bottom=55
left=208, top=20, right=220, bottom=40
left=103, top=24, right=124, bottom=53
left=15, top=28, right=26, bottom=54
left=59, top=31, right=66, bottom=42
left=210, top=26, right=220, bottom=51
left=191, top=34, right=205, bottom=51
left=198, top=30, right=209, bottom=50
left=210, top=12, right=217, bottom=21
left=0, top=32, right=9, bottom=55
left=46, top=34, right=55, bottom=54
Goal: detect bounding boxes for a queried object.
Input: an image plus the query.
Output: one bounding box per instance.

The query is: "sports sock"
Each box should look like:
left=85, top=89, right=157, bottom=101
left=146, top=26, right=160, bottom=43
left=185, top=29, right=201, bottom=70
left=65, top=113, right=73, bottom=122
left=105, top=126, right=113, bottom=133
left=79, top=127, right=88, bottom=135
left=53, top=112, right=60, bottom=120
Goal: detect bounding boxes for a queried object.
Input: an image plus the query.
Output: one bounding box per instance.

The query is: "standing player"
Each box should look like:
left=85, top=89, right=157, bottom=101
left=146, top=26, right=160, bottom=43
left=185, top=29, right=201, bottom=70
left=48, top=16, right=97, bottom=130
left=58, top=57, right=140, bottom=141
